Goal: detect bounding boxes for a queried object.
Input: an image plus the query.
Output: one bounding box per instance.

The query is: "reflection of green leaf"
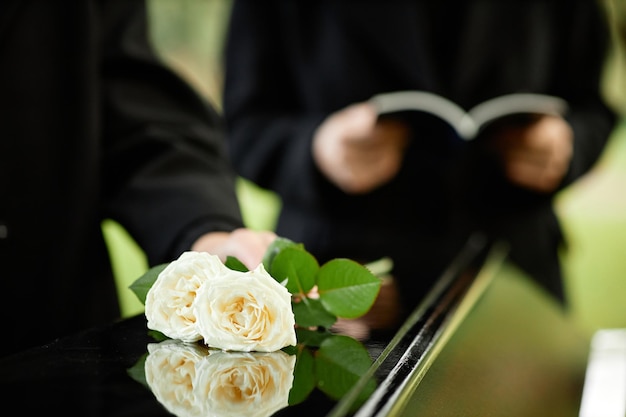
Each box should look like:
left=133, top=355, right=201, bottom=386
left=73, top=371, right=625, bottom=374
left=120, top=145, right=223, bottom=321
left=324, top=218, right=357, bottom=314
left=293, top=298, right=337, bottom=328
left=315, top=335, right=376, bottom=406
left=127, top=353, right=149, bottom=388
left=317, top=259, right=381, bottom=318
left=128, top=263, right=168, bottom=305
left=270, top=247, right=319, bottom=295
left=289, top=348, right=316, bottom=405
left=225, top=256, right=248, bottom=272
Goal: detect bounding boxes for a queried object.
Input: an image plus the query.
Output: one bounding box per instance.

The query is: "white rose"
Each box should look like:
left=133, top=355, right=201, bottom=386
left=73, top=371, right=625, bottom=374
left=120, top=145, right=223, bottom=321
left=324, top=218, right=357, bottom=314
left=194, top=264, right=297, bottom=352
left=145, top=251, right=230, bottom=342
left=144, top=340, right=208, bottom=417
left=194, top=350, right=296, bottom=417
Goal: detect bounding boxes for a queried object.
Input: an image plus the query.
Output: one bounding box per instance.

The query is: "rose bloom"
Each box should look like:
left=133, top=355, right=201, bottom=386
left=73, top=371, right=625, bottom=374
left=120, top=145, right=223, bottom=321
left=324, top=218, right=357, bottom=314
left=194, top=264, right=297, bottom=352
left=145, top=251, right=230, bottom=342
left=194, top=350, right=296, bottom=417
left=144, top=340, right=209, bottom=417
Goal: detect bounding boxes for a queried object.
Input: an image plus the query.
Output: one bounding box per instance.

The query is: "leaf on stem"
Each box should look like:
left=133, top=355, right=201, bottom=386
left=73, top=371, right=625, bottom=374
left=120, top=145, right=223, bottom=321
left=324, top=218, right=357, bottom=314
left=317, top=259, right=381, bottom=319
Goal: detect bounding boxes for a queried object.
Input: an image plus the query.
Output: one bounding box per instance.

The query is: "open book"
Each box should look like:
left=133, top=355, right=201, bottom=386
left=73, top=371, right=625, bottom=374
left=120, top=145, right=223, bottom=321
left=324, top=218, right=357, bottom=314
left=369, top=91, right=568, bottom=141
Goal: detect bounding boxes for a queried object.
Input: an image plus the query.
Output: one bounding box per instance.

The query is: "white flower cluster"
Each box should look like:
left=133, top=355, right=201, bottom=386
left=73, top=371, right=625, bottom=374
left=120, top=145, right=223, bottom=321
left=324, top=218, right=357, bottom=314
left=145, top=251, right=297, bottom=352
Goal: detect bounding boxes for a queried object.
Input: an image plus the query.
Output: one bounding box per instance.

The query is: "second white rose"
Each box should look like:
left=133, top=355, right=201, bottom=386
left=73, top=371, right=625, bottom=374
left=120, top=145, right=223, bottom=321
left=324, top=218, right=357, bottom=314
left=194, top=264, right=297, bottom=352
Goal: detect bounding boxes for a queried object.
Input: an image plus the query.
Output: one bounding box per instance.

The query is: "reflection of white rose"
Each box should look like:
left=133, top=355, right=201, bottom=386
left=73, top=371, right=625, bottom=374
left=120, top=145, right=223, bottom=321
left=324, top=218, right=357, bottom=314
left=144, top=340, right=208, bottom=417
left=145, top=251, right=230, bottom=342
left=195, top=350, right=296, bottom=417
left=194, top=264, right=297, bottom=352
left=144, top=340, right=296, bottom=417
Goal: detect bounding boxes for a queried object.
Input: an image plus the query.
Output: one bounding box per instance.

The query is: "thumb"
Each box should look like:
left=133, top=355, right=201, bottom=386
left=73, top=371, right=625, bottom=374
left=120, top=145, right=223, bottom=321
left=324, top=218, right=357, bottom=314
left=342, top=101, right=379, bottom=139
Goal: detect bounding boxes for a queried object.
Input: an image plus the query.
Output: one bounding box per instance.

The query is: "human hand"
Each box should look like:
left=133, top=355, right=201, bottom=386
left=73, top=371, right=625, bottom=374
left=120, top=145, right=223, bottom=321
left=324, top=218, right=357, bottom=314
left=486, top=115, right=573, bottom=193
left=331, top=275, right=402, bottom=340
left=191, top=228, right=277, bottom=270
left=312, top=102, right=410, bottom=194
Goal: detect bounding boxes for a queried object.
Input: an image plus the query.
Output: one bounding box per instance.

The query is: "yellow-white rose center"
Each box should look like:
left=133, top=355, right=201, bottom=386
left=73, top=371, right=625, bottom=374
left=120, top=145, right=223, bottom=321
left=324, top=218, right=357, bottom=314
left=194, top=265, right=296, bottom=352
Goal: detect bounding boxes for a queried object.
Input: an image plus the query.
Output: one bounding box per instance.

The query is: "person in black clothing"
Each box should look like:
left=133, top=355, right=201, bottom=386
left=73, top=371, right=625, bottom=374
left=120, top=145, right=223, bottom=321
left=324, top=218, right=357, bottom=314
left=222, top=1, right=617, bottom=330
left=0, top=0, right=275, bottom=357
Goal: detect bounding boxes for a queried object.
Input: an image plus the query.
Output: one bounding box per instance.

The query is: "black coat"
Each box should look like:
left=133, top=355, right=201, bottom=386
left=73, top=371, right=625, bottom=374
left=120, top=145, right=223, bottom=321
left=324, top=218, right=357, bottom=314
left=223, top=1, right=617, bottom=311
left=0, top=0, right=243, bottom=356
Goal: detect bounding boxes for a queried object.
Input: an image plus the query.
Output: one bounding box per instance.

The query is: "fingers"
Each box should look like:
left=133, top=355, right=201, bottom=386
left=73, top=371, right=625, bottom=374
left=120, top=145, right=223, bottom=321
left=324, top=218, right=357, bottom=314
left=504, top=155, right=568, bottom=192
left=342, top=102, right=380, bottom=138
left=495, top=115, right=573, bottom=193
left=225, top=228, right=277, bottom=269
left=312, top=102, right=410, bottom=194
left=191, top=228, right=277, bottom=269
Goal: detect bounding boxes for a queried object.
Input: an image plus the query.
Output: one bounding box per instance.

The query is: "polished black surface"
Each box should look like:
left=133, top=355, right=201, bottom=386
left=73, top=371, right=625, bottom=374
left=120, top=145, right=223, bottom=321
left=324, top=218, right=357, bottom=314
left=0, top=313, right=382, bottom=416
left=1, top=234, right=584, bottom=417
left=0, top=315, right=165, bottom=416
left=329, top=234, right=499, bottom=417
left=0, top=304, right=399, bottom=416
left=393, top=262, right=590, bottom=417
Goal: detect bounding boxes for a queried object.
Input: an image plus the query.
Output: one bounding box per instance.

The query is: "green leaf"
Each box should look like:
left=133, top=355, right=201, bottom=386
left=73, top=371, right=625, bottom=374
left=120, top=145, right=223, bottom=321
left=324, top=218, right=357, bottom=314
left=315, top=335, right=376, bottom=405
left=317, top=259, right=381, bottom=319
left=147, top=329, right=169, bottom=341
left=295, top=328, right=333, bottom=348
left=262, top=236, right=300, bottom=270
left=293, top=298, right=337, bottom=329
left=128, top=263, right=169, bottom=305
left=270, top=247, right=319, bottom=295
left=281, top=344, right=299, bottom=356
left=225, top=255, right=248, bottom=272
left=288, top=348, right=316, bottom=405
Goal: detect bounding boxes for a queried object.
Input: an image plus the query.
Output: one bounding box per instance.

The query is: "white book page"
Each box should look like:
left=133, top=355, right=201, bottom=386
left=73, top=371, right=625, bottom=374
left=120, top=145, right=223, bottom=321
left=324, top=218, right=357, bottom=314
left=370, top=91, right=568, bottom=140
left=468, top=93, right=568, bottom=133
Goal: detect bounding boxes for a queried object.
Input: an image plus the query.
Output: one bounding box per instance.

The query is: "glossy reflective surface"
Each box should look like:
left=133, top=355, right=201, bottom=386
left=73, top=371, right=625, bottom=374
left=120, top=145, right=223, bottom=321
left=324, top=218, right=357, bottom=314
left=0, top=236, right=588, bottom=416
left=0, top=314, right=167, bottom=415
left=0, top=313, right=389, bottom=416
left=393, top=262, right=590, bottom=417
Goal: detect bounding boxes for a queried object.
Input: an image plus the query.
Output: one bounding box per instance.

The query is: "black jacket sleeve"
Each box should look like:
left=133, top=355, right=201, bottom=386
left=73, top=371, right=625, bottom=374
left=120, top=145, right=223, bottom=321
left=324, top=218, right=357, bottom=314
left=100, top=0, right=244, bottom=265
